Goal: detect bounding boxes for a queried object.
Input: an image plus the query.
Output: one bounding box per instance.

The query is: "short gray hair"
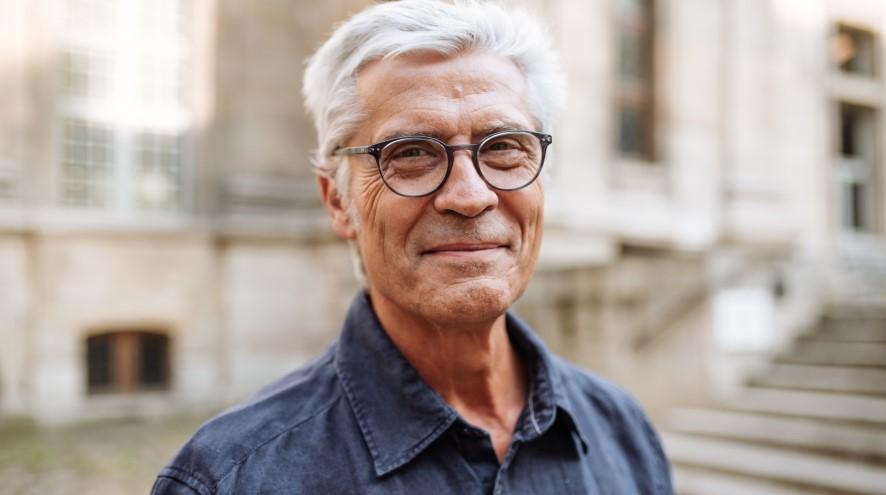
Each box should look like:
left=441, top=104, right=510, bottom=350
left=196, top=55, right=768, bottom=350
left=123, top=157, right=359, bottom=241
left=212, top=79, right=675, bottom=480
left=302, top=0, right=565, bottom=177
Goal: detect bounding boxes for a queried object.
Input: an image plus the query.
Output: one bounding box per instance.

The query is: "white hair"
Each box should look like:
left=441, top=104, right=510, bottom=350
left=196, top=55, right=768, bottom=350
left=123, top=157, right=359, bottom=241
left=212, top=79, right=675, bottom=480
left=302, top=0, right=565, bottom=178
left=302, top=0, right=565, bottom=284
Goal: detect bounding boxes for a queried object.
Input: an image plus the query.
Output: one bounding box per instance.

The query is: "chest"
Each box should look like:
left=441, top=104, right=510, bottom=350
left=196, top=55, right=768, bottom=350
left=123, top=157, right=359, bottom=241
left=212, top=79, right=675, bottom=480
left=232, top=425, right=661, bottom=495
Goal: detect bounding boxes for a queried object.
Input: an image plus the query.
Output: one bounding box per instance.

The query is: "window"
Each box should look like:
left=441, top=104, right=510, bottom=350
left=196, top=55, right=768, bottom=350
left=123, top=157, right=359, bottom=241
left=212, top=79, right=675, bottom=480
left=833, top=24, right=878, bottom=77
left=0, top=163, right=15, bottom=201
left=59, top=0, right=192, bottom=212
left=61, top=48, right=110, bottom=99
left=62, top=118, right=113, bottom=207
left=86, top=331, right=171, bottom=394
left=836, top=103, right=877, bottom=232
left=137, top=132, right=184, bottom=210
left=615, top=0, right=656, bottom=161
left=64, top=0, right=116, bottom=37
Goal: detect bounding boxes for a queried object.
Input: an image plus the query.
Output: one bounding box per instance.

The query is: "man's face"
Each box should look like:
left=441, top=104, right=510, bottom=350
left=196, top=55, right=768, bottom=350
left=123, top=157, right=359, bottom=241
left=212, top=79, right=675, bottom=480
left=331, top=50, right=544, bottom=327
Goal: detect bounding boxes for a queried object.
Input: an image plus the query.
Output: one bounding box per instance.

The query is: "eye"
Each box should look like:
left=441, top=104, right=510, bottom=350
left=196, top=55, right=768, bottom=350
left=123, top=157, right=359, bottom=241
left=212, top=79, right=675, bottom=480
left=382, top=140, right=443, bottom=162
left=487, top=140, right=518, bottom=151
left=392, top=147, right=431, bottom=159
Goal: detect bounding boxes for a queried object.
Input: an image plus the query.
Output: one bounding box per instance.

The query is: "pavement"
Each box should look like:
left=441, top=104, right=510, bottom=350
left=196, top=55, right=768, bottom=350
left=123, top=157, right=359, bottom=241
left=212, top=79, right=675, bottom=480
left=0, top=414, right=212, bottom=495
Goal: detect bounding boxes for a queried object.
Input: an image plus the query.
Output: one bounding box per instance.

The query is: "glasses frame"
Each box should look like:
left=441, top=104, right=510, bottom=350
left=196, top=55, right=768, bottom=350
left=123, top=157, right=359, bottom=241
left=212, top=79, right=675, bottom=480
left=331, top=130, right=553, bottom=197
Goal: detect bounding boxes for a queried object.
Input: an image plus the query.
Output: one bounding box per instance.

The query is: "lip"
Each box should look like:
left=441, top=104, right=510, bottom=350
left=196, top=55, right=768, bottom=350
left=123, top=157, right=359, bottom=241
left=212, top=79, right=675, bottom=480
left=421, top=243, right=508, bottom=255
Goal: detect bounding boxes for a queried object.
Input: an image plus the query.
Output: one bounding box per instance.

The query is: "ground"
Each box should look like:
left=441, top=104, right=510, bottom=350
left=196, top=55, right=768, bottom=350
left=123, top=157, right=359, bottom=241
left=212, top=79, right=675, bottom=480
left=0, top=414, right=213, bottom=495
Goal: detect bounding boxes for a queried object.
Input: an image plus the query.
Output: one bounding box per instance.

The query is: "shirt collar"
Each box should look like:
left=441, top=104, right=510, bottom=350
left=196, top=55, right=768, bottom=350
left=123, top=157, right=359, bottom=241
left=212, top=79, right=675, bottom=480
left=504, top=310, right=589, bottom=452
left=335, top=292, right=587, bottom=477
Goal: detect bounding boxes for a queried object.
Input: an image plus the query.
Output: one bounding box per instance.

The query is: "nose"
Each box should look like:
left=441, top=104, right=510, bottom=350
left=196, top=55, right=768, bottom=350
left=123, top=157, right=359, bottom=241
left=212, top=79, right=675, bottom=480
left=432, top=150, right=498, bottom=217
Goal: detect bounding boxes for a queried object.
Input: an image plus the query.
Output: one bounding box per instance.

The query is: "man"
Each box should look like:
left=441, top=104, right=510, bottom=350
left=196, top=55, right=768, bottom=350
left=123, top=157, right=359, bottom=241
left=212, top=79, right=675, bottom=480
left=152, top=1, right=673, bottom=493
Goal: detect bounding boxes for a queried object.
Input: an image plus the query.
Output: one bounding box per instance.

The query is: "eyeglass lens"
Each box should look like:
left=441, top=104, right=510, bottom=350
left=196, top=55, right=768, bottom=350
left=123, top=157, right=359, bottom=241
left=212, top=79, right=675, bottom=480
left=378, top=132, right=543, bottom=196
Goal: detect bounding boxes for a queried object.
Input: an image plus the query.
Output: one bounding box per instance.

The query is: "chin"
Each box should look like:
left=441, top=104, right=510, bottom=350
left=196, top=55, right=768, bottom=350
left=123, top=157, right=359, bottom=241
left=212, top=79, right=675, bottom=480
left=417, top=279, right=517, bottom=326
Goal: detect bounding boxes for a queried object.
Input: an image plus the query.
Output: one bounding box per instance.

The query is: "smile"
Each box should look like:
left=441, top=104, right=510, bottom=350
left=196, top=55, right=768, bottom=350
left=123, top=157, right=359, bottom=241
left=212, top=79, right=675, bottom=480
left=421, top=243, right=508, bottom=257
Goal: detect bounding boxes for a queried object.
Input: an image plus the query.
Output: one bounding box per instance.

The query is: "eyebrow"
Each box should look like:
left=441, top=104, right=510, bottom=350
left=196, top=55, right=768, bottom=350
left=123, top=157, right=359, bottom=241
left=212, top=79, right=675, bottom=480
left=375, top=121, right=530, bottom=144
left=376, top=130, right=441, bottom=142
left=477, top=122, right=526, bottom=136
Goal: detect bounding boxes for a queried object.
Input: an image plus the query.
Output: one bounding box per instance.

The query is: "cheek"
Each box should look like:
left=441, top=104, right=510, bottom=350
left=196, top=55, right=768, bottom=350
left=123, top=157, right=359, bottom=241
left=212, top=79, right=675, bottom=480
left=515, top=187, right=544, bottom=245
left=353, top=175, right=422, bottom=268
left=356, top=176, right=388, bottom=231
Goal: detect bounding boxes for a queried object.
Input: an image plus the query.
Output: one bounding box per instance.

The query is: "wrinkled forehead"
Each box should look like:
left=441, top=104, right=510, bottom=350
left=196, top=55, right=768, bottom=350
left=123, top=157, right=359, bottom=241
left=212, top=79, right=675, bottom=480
left=354, top=50, right=534, bottom=141
left=358, top=50, right=527, bottom=95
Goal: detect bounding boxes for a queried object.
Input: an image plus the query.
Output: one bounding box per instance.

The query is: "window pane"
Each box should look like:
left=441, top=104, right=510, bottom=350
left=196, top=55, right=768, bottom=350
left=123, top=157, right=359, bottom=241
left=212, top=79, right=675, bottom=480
left=63, top=119, right=113, bottom=207
left=834, top=25, right=877, bottom=76
left=85, top=331, right=171, bottom=394
left=139, top=56, right=185, bottom=106
left=616, top=0, right=653, bottom=17
left=840, top=103, right=875, bottom=158
left=137, top=0, right=190, bottom=41
left=136, top=0, right=191, bottom=106
left=619, top=30, right=650, bottom=80
left=136, top=132, right=183, bottom=211
left=86, top=334, right=114, bottom=391
left=139, top=333, right=169, bottom=388
left=835, top=103, right=875, bottom=232
left=62, top=48, right=110, bottom=99
left=64, top=0, right=115, bottom=36
left=616, top=0, right=655, bottom=160
left=841, top=107, right=859, bottom=156
left=618, top=105, right=652, bottom=157
left=849, top=182, right=866, bottom=230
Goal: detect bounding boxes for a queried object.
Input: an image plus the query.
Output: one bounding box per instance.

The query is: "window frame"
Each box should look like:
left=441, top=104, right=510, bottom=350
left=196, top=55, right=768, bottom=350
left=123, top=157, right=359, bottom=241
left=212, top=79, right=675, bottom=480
left=833, top=23, right=879, bottom=78
left=55, top=0, right=194, bottom=218
left=613, top=0, right=657, bottom=163
left=85, top=330, right=172, bottom=395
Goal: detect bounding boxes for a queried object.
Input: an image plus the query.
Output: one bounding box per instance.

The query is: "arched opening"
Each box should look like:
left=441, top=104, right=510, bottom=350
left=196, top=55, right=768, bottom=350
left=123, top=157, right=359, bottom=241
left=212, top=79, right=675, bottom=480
left=85, top=331, right=171, bottom=394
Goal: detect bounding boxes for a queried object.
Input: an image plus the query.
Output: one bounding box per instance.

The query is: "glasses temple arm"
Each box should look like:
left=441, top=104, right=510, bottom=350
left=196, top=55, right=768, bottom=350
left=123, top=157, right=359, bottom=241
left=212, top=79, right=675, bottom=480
left=332, top=146, right=372, bottom=156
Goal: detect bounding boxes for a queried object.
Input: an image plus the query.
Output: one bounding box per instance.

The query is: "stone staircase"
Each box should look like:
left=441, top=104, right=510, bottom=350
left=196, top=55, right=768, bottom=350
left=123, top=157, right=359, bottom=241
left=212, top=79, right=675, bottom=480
left=662, top=309, right=886, bottom=495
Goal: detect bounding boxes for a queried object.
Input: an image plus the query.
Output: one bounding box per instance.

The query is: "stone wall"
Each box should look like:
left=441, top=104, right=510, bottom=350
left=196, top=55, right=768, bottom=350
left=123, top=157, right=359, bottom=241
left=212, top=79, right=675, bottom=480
left=0, top=230, right=357, bottom=424
left=0, top=235, right=31, bottom=415
left=516, top=250, right=716, bottom=420
left=1, top=0, right=885, bottom=423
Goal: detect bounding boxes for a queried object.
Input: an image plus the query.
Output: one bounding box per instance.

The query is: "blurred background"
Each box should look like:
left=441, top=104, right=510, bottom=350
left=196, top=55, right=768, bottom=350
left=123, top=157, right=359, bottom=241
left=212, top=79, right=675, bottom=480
left=0, top=0, right=885, bottom=493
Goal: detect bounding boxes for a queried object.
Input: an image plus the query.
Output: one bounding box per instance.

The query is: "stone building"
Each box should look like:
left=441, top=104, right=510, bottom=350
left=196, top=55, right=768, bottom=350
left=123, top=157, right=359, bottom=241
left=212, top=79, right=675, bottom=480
left=0, top=0, right=367, bottom=424
left=0, top=0, right=883, bottom=448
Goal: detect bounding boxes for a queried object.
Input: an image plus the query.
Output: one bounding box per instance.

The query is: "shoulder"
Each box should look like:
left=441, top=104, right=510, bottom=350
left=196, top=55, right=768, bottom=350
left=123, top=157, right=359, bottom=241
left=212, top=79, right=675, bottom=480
left=153, top=347, right=346, bottom=495
left=551, top=357, right=674, bottom=492
left=553, top=356, right=649, bottom=423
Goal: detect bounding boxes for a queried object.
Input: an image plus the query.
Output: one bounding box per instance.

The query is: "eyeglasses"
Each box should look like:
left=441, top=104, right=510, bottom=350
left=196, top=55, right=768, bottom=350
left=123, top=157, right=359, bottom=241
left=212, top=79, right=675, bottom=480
left=332, top=130, right=552, bottom=197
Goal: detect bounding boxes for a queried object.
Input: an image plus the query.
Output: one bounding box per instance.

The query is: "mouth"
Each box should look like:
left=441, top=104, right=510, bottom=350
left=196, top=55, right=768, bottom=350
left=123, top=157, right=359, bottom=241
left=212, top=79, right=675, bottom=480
left=421, top=243, right=509, bottom=257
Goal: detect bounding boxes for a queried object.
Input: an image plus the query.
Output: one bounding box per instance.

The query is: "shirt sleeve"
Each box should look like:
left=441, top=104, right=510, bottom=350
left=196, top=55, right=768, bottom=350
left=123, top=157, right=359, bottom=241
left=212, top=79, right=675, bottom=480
left=625, top=397, right=675, bottom=494
left=150, top=468, right=214, bottom=495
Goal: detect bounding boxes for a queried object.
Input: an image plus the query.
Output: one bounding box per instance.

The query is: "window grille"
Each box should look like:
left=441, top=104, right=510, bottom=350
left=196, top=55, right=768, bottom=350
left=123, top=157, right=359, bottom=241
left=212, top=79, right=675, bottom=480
left=62, top=118, right=113, bottom=207
left=136, top=132, right=183, bottom=211
left=59, top=0, right=191, bottom=212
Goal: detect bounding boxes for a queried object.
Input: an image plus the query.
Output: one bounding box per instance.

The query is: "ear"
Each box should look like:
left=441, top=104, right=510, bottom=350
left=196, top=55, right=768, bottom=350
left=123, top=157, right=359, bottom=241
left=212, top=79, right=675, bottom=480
left=318, top=174, right=357, bottom=240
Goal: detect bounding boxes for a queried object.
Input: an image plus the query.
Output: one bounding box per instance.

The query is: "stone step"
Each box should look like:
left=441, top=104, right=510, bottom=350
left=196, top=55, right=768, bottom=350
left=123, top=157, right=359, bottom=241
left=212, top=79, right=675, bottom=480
left=818, top=317, right=886, bottom=342
left=826, top=306, right=886, bottom=320
left=668, top=408, right=886, bottom=460
left=735, top=387, right=886, bottom=425
left=750, top=363, right=886, bottom=396
left=663, top=432, right=886, bottom=495
left=673, top=466, right=831, bottom=495
left=812, top=327, right=886, bottom=343
left=781, top=340, right=886, bottom=367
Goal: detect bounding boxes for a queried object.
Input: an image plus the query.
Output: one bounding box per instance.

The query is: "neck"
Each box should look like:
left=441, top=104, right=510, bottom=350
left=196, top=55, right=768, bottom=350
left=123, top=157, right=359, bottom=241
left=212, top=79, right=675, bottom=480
left=369, top=288, right=527, bottom=460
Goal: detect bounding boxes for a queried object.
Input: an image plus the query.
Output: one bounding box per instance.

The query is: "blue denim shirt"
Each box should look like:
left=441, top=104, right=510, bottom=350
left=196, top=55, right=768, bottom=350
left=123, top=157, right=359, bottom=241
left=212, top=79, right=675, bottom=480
left=152, top=293, right=673, bottom=494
